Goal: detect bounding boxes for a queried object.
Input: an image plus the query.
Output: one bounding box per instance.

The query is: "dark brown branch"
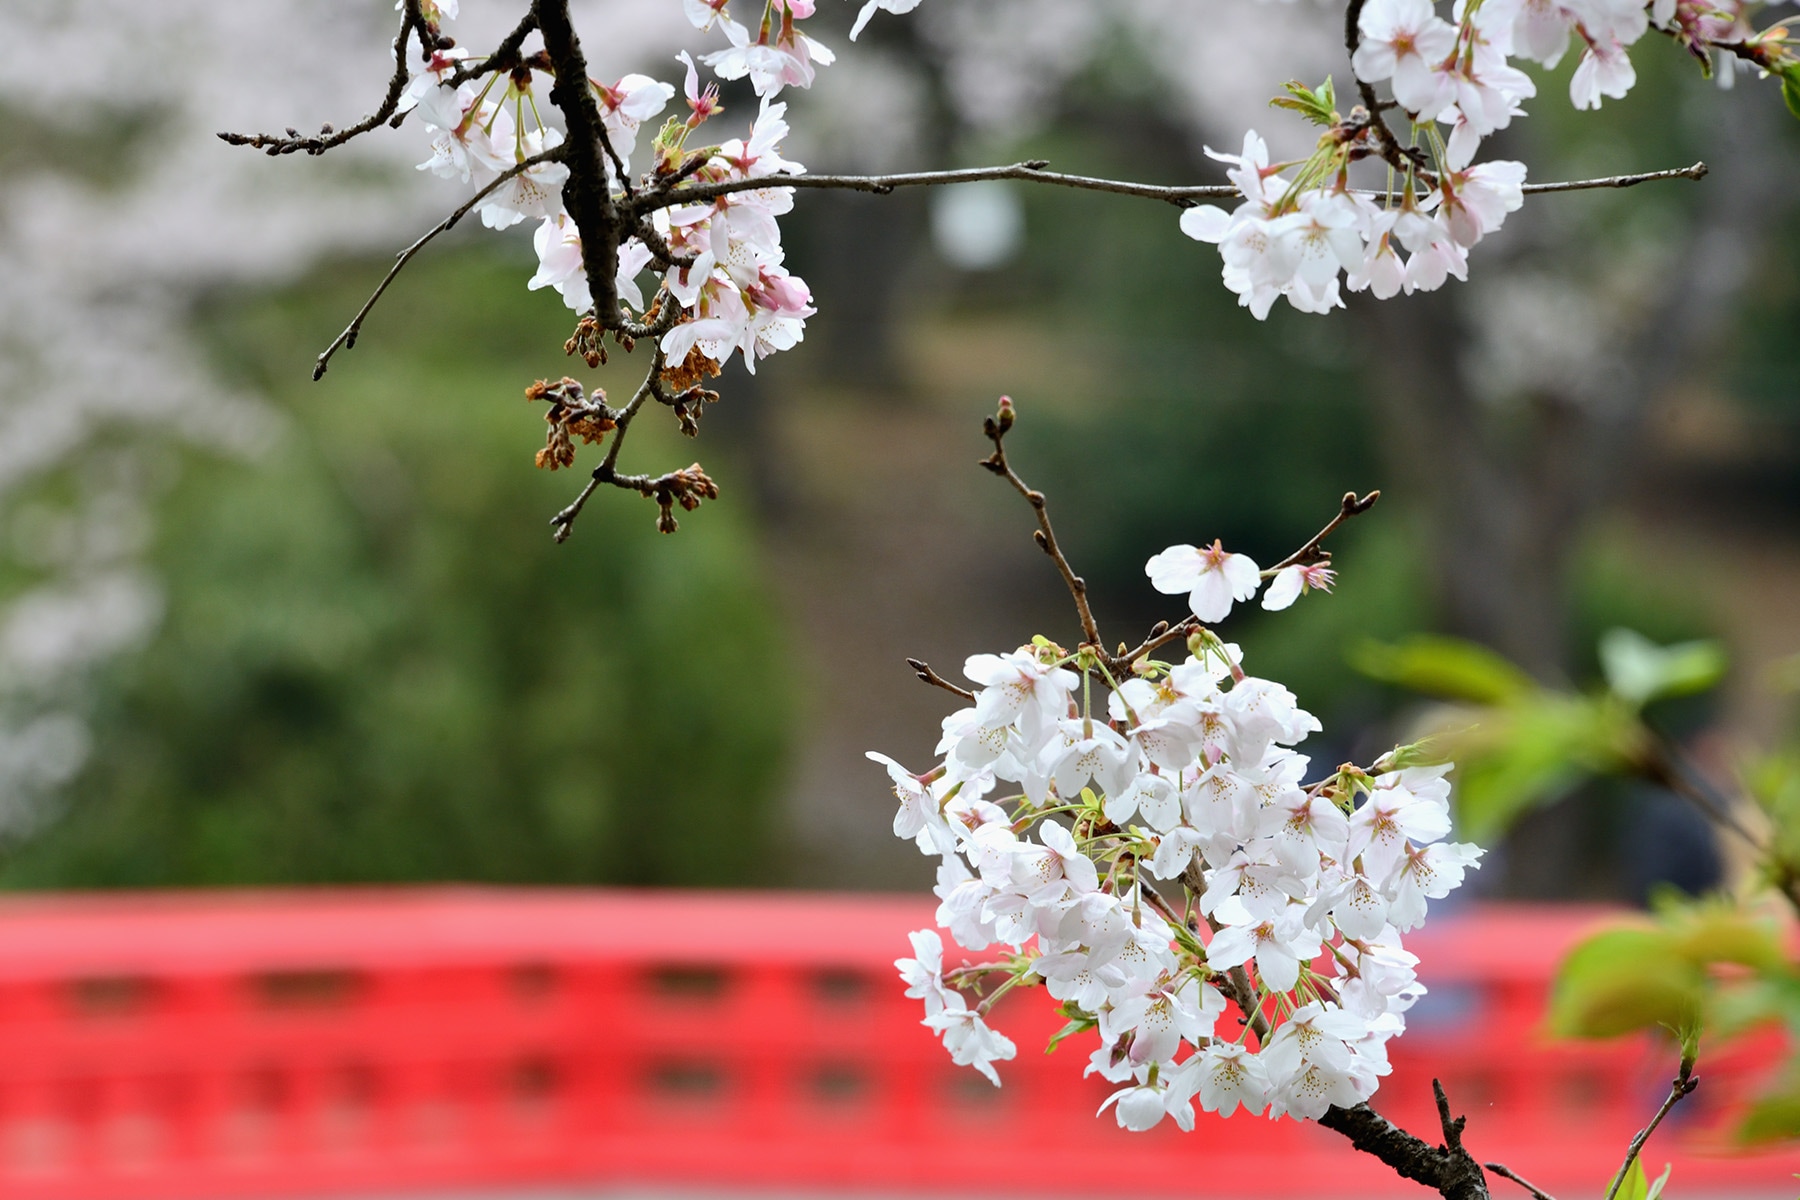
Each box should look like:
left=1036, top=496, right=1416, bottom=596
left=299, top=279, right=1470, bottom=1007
left=1318, top=1083, right=1491, bottom=1200
left=444, top=11, right=540, bottom=87
left=535, top=0, right=624, bottom=328
left=977, top=398, right=1105, bottom=652
left=635, top=218, right=698, bottom=269
left=1485, top=1162, right=1558, bottom=1200
left=313, top=145, right=566, bottom=380
left=906, top=659, right=977, bottom=702
left=1343, top=0, right=1408, bottom=171
left=219, top=1, right=425, bottom=156
left=1604, top=1069, right=1698, bottom=1200
left=1269, top=490, right=1380, bottom=572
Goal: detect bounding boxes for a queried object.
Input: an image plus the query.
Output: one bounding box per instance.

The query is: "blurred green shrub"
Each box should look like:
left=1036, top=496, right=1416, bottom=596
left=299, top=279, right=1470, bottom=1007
left=0, top=247, right=791, bottom=889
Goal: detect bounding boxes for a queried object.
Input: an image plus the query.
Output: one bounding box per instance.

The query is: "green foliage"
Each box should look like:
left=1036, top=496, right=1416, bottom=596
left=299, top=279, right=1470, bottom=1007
left=1598, top=628, right=1727, bottom=710
left=1353, top=634, right=1653, bottom=842
left=1781, top=66, right=1800, bottom=121
left=1352, top=634, right=1536, bottom=704
left=1552, top=896, right=1800, bottom=1143
left=1270, top=77, right=1339, bottom=126
left=0, top=247, right=792, bottom=889
left=1550, top=925, right=1707, bottom=1038
left=1611, top=1158, right=1673, bottom=1200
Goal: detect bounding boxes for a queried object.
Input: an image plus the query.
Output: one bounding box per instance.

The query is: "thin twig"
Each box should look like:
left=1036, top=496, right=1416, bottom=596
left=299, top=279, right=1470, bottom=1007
left=1484, top=1162, right=1558, bottom=1200
left=444, top=11, right=540, bottom=87
left=219, top=1, right=424, bottom=156
left=634, top=159, right=1709, bottom=214
left=906, top=659, right=976, bottom=702
left=313, top=146, right=565, bottom=380
left=549, top=475, right=605, bottom=544
left=1605, top=1070, right=1699, bottom=1200
left=1434, top=1079, right=1469, bottom=1153
left=1522, top=162, right=1709, bottom=193
left=1118, top=617, right=1200, bottom=669
left=638, top=160, right=1231, bottom=210
left=1269, top=490, right=1380, bottom=573
left=550, top=347, right=669, bottom=542
left=977, top=401, right=1104, bottom=652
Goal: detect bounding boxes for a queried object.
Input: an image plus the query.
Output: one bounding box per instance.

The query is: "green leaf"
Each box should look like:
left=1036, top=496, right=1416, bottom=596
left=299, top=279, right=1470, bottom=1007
left=1738, top=1063, right=1800, bottom=1143
left=1598, top=628, right=1726, bottom=708
left=1551, top=926, right=1705, bottom=1038
left=1351, top=635, right=1537, bottom=704
left=1046, top=1008, right=1097, bottom=1054
left=1783, top=70, right=1800, bottom=120
left=1612, top=1156, right=1650, bottom=1200
left=1644, top=1162, right=1673, bottom=1200
left=1270, top=77, right=1340, bottom=126
left=1436, top=693, right=1643, bottom=843
left=1661, top=899, right=1789, bottom=973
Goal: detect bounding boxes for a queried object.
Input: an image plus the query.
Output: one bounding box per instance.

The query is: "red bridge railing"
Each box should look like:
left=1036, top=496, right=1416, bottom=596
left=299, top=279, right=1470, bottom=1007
left=0, top=889, right=1792, bottom=1198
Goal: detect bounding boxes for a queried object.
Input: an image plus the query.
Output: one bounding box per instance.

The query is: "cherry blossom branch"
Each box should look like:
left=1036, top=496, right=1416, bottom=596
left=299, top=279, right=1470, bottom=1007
left=636, top=160, right=1708, bottom=218
left=1604, top=1067, right=1698, bottom=1200
left=547, top=331, right=722, bottom=542
left=978, top=398, right=1106, bottom=652
left=1484, top=1161, right=1558, bottom=1200
left=1317, top=1082, right=1491, bottom=1200
left=312, top=144, right=567, bottom=381
left=1269, top=490, right=1381, bottom=572
left=906, top=659, right=977, bottom=703
left=218, top=0, right=429, bottom=156
left=550, top=354, right=660, bottom=542
left=534, top=0, right=625, bottom=329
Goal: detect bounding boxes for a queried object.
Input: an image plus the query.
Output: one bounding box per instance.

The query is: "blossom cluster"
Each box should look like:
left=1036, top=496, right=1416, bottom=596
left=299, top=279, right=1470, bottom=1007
left=393, top=0, right=924, bottom=386
left=874, top=540, right=1481, bottom=1131
left=389, top=0, right=1779, bottom=341
left=1183, top=0, right=1769, bottom=318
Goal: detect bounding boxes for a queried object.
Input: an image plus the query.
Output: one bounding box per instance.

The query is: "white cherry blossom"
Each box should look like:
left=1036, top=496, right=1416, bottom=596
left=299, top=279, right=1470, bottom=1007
left=1145, top=541, right=1262, bottom=623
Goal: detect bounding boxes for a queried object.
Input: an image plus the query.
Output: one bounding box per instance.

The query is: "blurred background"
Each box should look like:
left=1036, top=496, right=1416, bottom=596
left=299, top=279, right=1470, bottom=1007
left=3, top=0, right=1796, bottom=900
left=1, top=0, right=1798, bottom=1194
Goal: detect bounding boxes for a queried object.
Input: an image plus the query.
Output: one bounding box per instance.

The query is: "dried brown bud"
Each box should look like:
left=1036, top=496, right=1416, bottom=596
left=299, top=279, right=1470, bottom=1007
left=660, top=343, right=723, bottom=392
left=565, top=316, right=606, bottom=368
left=536, top=423, right=576, bottom=470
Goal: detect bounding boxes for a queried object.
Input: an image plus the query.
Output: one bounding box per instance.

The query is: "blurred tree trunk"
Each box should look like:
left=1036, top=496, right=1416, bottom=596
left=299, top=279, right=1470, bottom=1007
left=1359, top=85, right=1792, bottom=894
